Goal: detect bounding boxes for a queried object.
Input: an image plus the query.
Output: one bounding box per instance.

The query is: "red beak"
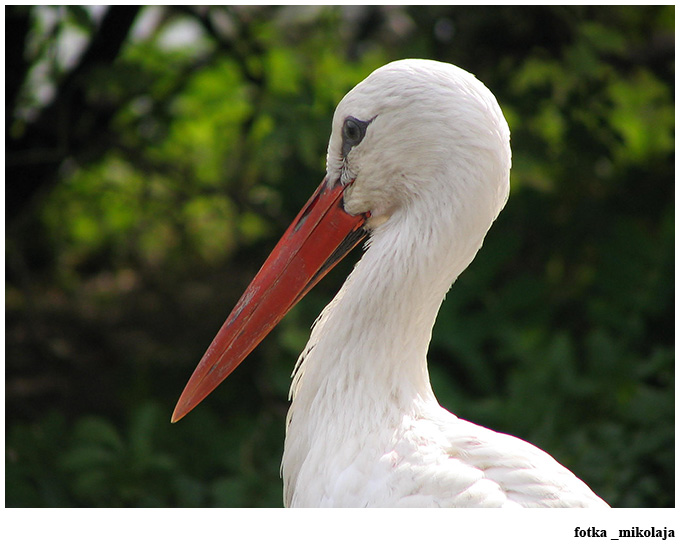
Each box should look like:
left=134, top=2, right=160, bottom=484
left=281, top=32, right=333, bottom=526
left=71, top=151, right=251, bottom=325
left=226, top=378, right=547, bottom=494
left=171, top=178, right=369, bottom=422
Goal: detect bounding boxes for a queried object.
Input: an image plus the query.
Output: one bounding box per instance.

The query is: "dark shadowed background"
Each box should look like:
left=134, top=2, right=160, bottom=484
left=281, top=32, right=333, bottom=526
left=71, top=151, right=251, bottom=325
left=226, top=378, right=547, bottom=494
left=6, top=5, right=674, bottom=507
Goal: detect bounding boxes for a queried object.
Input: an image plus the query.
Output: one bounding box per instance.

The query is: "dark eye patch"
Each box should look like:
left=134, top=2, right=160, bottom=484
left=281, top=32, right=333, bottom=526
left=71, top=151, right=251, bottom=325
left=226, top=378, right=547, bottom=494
left=341, top=116, right=370, bottom=157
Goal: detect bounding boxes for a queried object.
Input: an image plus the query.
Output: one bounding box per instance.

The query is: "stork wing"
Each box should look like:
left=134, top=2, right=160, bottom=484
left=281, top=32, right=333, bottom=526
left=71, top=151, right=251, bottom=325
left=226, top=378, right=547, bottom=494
left=428, top=416, right=610, bottom=508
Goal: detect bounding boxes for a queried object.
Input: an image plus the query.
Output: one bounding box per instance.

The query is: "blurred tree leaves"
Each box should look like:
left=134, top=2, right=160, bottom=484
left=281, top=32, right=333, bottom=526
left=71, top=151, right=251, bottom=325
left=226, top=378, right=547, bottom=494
left=6, top=5, right=674, bottom=507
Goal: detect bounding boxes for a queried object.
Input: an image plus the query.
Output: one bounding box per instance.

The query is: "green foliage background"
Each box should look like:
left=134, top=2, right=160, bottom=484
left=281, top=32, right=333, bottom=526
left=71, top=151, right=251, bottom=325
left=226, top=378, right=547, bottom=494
left=6, top=6, right=674, bottom=507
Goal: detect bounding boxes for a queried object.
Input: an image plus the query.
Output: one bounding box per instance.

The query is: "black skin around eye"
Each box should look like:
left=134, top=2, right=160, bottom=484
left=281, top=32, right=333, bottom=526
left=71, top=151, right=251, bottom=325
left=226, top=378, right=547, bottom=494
left=341, top=116, right=370, bottom=157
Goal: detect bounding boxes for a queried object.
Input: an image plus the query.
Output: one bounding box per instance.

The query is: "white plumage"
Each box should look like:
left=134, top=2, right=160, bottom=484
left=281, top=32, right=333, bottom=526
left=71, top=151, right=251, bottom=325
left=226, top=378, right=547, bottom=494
left=174, top=59, right=609, bottom=508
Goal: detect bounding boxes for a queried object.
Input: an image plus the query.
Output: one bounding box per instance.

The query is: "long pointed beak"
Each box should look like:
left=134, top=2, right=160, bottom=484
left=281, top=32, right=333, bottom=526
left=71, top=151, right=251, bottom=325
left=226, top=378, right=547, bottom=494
left=172, top=178, right=369, bottom=422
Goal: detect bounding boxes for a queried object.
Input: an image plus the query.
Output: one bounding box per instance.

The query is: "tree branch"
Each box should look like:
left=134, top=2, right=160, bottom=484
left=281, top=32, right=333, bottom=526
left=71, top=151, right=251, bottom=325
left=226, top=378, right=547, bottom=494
left=6, top=6, right=141, bottom=222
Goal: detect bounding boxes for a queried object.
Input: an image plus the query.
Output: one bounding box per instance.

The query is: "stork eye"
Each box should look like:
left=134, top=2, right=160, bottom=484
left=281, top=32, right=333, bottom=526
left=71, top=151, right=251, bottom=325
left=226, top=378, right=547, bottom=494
left=341, top=116, right=369, bottom=157
left=343, top=118, right=362, bottom=142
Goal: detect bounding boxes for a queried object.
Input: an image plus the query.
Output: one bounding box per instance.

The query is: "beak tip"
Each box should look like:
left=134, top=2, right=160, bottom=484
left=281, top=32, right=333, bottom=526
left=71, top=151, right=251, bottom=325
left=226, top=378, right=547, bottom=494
left=171, top=400, right=190, bottom=423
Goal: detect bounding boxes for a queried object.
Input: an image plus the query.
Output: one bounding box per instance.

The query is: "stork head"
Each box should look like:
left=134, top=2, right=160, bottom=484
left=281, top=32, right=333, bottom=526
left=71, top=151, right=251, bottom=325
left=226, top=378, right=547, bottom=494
left=172, top=59, right=511, bottom=422
left=326, top=59, right=511, bottom=231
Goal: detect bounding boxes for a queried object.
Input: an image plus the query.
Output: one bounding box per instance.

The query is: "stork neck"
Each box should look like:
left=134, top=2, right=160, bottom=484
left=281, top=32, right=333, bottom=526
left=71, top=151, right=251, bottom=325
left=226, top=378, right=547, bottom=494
left=290, top=201, right=485, bottom=415
left=282, top=199, right=489, bottom=505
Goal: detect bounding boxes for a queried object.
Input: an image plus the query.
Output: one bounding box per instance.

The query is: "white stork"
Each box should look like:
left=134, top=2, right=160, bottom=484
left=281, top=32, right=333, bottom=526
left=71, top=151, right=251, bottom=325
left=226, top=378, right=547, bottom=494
left=172, top=59, right=609, bottom=508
